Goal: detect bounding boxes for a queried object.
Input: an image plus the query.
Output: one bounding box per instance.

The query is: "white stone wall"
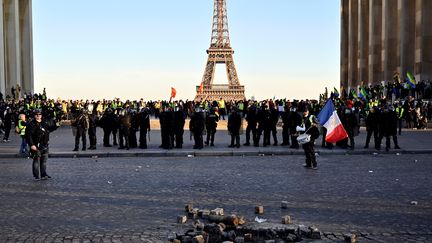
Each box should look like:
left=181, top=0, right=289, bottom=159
left=0, top=0, right=33, bottom=98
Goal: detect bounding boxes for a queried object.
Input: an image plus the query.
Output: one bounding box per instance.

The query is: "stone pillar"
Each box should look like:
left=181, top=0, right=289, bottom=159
left=19, top=0, right=34, bottom=94
left=368, top=0, right=382, bottom=85
left=415, top=0, right=432, bottom=81
left=398, top=0, right=415, bottom=79
left=4, top=0, right=21, bottom=97
left=340, top=0, right=349, bottom=89
left=358, top=0, right=369, bottom=84
left=348, top=0, right=359, bottom=89
left=0, top=0, right=6, bottom=96
left=382, top=0, right=399, bottom=82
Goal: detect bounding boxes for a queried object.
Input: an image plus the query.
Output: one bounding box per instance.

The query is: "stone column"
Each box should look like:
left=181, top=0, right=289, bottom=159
left=415, top=0, right=432, bottom=81
left=340, top=0, right=349, bottom=89
left=398, top=0, right=415, bottom=79
left=368, top=0, right=383, bottom=85
left=358, top=0, right=369, bottom=84
left=382, top=0, right=399, bottom=82
left=0, top=0, right=6, bottom=96
left=19, top=0, right=34, bottom=94
left=4, top=0, right=21, bottom=97
left=348, top=0, right=359, bottom=89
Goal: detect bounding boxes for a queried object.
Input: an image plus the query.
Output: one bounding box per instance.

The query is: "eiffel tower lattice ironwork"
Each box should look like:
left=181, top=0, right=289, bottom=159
left=194, top=0, right=245, bottom=101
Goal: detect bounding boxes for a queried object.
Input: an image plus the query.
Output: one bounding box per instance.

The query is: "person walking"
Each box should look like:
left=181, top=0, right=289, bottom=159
left=25, top=109, right=59, bottom=180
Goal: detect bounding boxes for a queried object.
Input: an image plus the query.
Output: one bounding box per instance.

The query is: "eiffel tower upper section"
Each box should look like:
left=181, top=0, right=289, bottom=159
left=210, top=0, right=231, bottom=49
left=195, top=0, right=245, bottom=102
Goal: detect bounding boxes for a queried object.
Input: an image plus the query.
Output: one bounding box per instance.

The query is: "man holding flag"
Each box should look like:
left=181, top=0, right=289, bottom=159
left=298, top=108, right=321, bottom=169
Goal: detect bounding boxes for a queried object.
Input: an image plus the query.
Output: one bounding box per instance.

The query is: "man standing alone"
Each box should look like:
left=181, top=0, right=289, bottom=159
left=25, top=109, right=59, bottom=180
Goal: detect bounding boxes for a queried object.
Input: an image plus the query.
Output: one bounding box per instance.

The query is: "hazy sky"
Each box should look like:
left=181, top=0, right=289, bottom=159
left=33, top=0, right=340, bottom=101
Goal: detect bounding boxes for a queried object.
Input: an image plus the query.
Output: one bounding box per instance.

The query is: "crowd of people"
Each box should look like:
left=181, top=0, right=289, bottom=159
left=0, top=86, right=431, bottom=151
left=0, top=84, right=431, bottom=177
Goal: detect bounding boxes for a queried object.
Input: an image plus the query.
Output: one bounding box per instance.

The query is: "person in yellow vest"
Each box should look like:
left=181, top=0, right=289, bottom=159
left=237, top=101, right=245, bottom=118
left=17, top=114, right=28, bottom=154
left=218, top=98, right=226, bottom=120
left=395, top=101, right=405, bottom=135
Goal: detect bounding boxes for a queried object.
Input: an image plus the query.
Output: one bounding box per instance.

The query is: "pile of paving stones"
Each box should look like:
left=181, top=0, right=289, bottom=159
left=169, top=203, right=346, bottom=243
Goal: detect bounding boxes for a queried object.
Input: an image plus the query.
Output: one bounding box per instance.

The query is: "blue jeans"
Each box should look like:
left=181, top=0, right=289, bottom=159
left=20, top=136, right=28, bottom=153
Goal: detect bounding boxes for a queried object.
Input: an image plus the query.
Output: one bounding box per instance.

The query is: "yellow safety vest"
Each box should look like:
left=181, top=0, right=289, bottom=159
left=395, top=107, right=404, bottom=119
left=18, top=120, right=26, bottom=136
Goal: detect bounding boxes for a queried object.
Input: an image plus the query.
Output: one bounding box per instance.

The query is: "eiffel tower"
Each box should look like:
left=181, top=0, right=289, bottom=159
left=194, top=0, right=245, bottom=102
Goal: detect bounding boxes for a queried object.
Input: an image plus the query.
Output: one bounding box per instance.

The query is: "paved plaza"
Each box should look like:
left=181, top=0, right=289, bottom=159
left=1, top=152, right=432, bottom=242
left=1, top=125, right=432, bottom=242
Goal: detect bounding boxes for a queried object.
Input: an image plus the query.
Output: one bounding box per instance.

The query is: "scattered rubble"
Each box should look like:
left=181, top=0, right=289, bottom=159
left=281, top=216, right=292, bottom=225
left=344, top=233, right=357, bottom=243
left=172, top=203, right=326, bottom=242
left=254, top=206, right=264, bottom=215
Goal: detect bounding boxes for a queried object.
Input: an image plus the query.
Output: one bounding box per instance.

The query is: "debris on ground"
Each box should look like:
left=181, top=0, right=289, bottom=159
left=172, top=203, right=327, bottom=242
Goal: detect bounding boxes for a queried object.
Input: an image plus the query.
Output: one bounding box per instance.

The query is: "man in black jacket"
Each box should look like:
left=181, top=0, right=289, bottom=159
left=256, top=104, right=271, bottom=147
left=189, top=108, right=205, bottom=149
left=87, top=109, right=98, bottom=150
left=280, top=104, right=290, bottom=146
left=100, top=108, right=117, bottom=147
left=300, top=109, right=320, bottom=169
left=288, top=106, right=302, bottom=149
left=138, top=107, right=151, bottom=149
left=377, top=105, right=401, bottom=151
left=205, top=106, right=219, bottom=147
left=159, top=106, right=174, bottom=149
left=173, top=105, right=186, bottom=148
left=228, top=107, right=242, bottom=148
left=269, top=104, right=279, bottom=146
left=72, top=109, right=89, bottom=151
left=25, top=109, right=59, bottom=180
left=364, top=106, right=380, bottom=149
left=244, top=103, right=257, bottom=146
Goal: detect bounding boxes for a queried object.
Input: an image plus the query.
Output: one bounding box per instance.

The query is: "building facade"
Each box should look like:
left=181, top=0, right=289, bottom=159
left=0, top=0, right=33, bottom=98
left=341, top=0, right=432, bottom=90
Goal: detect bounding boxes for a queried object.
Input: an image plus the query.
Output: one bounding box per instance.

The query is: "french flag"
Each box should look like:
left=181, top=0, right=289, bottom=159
left=317, top=99, right=348, bottom=143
